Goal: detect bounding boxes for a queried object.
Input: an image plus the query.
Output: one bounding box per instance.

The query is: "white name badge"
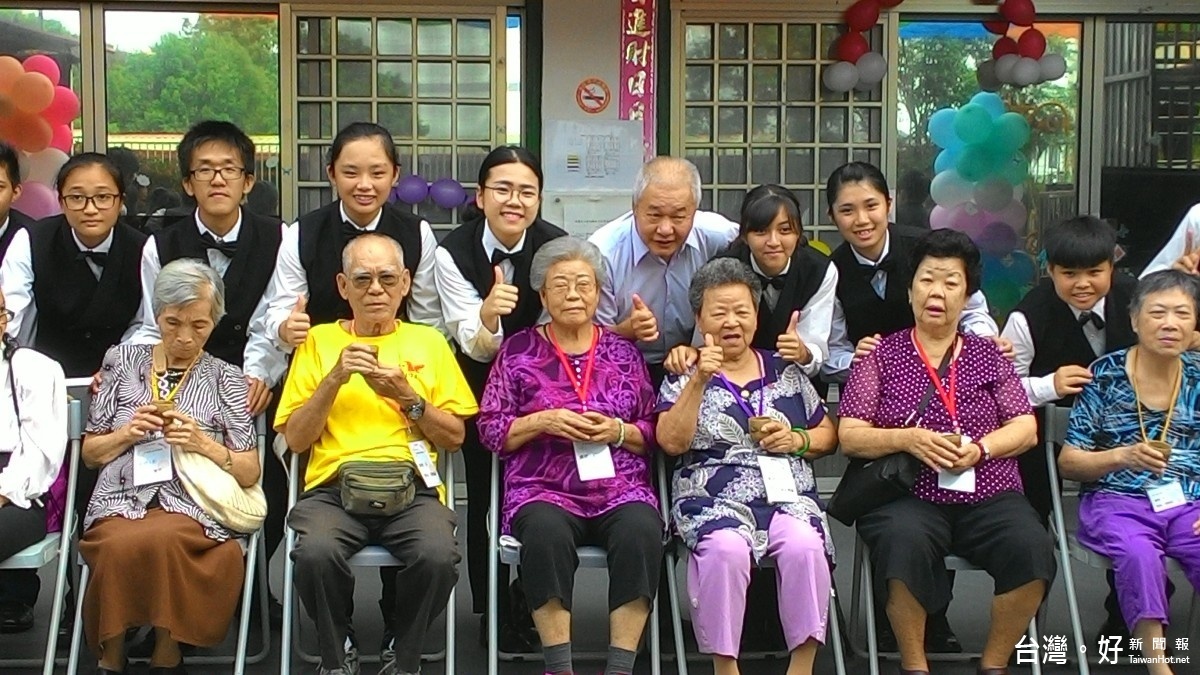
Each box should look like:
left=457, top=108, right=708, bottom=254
left=408, top=440, right=442, bottom=488
left=1147, top=481, right=1187, bottom=513
left=133, top=438, right=174, bottom=487
left=757, top=455, right=800, bottom=504
left=938, top=467, right=977, bottom=493
left=573, top=441, right=616, bottom=481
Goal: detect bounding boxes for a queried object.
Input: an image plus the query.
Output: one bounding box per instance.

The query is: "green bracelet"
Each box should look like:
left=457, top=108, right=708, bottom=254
left=792, top=427, right=811, bottom=457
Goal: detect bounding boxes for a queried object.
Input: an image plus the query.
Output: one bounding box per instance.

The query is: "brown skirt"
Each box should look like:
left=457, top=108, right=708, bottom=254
left=79, top=508, right=244, bottom=653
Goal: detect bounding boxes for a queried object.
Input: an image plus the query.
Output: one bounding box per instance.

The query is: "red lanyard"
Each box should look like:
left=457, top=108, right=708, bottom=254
left=912, top=333, right=960, bottom=431
left=548, top=325, right=599, bottom=411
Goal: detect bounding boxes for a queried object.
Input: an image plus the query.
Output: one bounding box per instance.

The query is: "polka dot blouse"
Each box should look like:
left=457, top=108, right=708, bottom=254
left=838, top=328, right=1033, bottom=504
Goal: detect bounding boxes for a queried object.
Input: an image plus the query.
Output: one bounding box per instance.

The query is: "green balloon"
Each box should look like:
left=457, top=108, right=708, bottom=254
left=1001, top=152, right=1029, bottom=185
left=956, top=145, right=991, bottom=182
left=954, top=104, right=994, bottom=145
left=991, top=112, right=1031, bottom=151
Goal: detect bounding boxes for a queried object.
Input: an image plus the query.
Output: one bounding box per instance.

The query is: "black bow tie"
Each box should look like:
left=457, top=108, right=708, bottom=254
left=342, top=222, right=371, bottom=240
left=77, top=250, right=107, bottom=267
left=491, top=249, right=521, bottom=266
left=756, top=273, right=786, bottom=291
left=1078, top=311, right=1105, bottom=330
left=858, top=254, right=896, bottom=279
left=200, top=232, right=238, bottom=258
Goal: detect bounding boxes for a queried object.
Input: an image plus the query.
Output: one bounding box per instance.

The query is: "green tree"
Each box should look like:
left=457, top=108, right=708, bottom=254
left=0, top=9, right=76, bottom=40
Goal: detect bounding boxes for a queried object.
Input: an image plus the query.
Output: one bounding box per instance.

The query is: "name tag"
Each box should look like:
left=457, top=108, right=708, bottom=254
left=408, top=440, right=442, bottom=488
left=133, top=438, right=173, bottom=487
left=1147, top=481, right=1187, bottom=513
left=573, top=441, right=616, bottom=481
left=757, top=455, right=800, bottom=504
left=937, top=433, right=976, bottom=493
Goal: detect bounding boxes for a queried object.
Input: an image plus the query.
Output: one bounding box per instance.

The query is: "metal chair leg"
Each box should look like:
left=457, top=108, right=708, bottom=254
left=664, top=548, right=689, bottom=675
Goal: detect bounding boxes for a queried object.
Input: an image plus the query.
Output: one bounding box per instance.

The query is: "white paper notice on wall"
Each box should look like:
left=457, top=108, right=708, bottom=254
left=544, top=119, right=644, bottom=191
left=556, top=195, right=634, bottom=238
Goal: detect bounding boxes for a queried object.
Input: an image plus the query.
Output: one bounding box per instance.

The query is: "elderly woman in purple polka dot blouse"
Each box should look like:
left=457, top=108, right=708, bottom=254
left=837, top=229, right=1055, bottom=675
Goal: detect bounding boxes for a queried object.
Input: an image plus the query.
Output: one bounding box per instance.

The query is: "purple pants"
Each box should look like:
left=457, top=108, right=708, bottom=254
left=687, top=513, right=830, bottom=658
left=1077, top=491, right=1200, bottom=628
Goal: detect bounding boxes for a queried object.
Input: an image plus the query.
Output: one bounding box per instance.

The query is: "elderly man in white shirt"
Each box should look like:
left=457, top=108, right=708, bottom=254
left=589, top=156, right=739, bottom=378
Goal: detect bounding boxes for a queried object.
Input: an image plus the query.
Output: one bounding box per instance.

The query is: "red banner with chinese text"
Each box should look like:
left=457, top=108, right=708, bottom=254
left=620, top=0, right=657, bottom=160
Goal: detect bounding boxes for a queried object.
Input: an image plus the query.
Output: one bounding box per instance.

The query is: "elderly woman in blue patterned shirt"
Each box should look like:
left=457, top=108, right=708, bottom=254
left=79, top=259, right=260, bottom=675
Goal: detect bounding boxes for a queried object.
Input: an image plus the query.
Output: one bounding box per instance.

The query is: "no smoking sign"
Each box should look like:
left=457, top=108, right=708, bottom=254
left=575, top=78, right=611, bottom=114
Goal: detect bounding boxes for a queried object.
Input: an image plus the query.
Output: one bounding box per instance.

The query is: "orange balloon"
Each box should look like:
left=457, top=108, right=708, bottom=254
left=0, top=93, right=12, bottom=118
left=0, top=57, right=23, bottom=94
left=0, top=112, right=52, bottom=153
left=11, top=72, right=54, bottom=113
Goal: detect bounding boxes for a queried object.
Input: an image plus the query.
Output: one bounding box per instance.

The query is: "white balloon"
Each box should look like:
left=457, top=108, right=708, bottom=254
left=21, top=148, right=69, bottom=187
left=856, top=52, right=887, bottom=85
left=821, top=61, right=859, bottom=93
left=1012, top=57, right=1041, bottom=86
left=976, top=59, right=1001, bottom=92
left=930, top=170, right=974, bottom=208
left=1039, top=53, right=1067, bottom=82
left=974, top=177, right=1014, bottom=212
left=994, top=54, right=1021, bottom=84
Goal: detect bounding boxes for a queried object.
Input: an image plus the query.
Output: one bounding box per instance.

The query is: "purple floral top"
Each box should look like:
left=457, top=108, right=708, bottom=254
left=838, top=329, right=1032, bottom=505
left=478, top=326, right=659, bottom=534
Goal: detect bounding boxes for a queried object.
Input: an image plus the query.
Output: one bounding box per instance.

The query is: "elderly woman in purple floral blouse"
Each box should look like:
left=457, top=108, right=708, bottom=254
left=477, top=236, right=661, bottom=675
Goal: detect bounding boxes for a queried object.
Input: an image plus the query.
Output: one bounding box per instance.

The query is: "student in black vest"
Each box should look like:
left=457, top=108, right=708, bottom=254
left=434, top=145, right=567, bottom=649
left=0, top=142, right=34, bottom=265
left=1000, top=215, right=1163, bottom=642
left=127, top=121, right=288, bottom=624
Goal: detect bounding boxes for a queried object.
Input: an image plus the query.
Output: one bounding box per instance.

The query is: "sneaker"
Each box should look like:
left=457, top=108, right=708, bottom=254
left=379, top=632, right=395, bottom=670
left=317, top=636, right=361, bottom=675
left=0, top=600, right=34, bottom=633
left=376, top=657, right=418, bottom=675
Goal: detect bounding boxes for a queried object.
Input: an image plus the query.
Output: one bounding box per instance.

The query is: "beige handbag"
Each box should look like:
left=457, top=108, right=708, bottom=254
left=173, top=445, right=268, bottom=534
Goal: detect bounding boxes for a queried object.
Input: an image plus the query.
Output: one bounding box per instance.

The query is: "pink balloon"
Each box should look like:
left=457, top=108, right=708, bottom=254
left=41, top=86, right=79, bottom=126
left=22, top=54, right=60, bottom=85
left=985, top=199, right=1028, bottom=233
left=12, top=182, right=60, bottom=220
left=931, top=202, right=990, bottom=240
left=50, top=124, right=73, bottom=153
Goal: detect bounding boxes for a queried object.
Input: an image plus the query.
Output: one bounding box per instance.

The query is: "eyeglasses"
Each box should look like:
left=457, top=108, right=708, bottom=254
left=349, top=272, right=402, bottom=290
left=546, top=279, right=596, bottom=296
left=0, top=309, right=12, bottom=322
left=62, top=194, right=119, bottom=211
left=189, top=167, right=247, bottom=182
left=483, top=184, right=540, bottom=205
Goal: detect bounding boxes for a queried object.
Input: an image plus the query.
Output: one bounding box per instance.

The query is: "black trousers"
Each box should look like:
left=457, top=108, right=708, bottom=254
left=512, top=501, right=663, bottom=613
left=0, top=500, right=47, bottom=606
left=288, top=485, right=459, bottom=671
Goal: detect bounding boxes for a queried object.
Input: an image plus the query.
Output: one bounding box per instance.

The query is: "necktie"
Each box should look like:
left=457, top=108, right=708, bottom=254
left=77, top=250, right=107, bottom=267
left=491, top=249, right=519, bottom=266
left=1078, top=311, right=1105, bottom=330
left=341, top=222, right=370, bottom=240
left=200, top=232, right=238, bottom=258
left=756, top=273, right=787, bottom=291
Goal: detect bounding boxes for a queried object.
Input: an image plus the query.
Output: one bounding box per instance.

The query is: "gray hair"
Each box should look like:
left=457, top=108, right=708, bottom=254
left=152, top=258, right=226, bottom=323
left=530, top=236, right=606, bottom=291
left=1131, top=269, right=1200, bottom=317
left=632, top=156, right=702, bottom=209
left=688, top=258, right=761, bottom=314
left=342, top=233, right=405, bottom=273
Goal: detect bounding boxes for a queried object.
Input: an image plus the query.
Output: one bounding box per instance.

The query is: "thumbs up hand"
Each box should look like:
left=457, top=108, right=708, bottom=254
left=696, top=333, right=724, bottom=380
left=1173, top=229, right=1200, bottom=276
left=281, top=294, right=311, bottom=347
left=626, top=293, right=659, bottom=343
left=481, top=265, right=520, bottom=333
left=775, top=310, right=811, bottom=365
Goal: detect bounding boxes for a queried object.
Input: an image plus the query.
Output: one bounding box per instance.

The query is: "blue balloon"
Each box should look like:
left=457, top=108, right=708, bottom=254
left=929, top=108, right=959, bottom=149
left=969, top=91, right=1007, bottom=119
left=934, top=146, right=962, bottom=174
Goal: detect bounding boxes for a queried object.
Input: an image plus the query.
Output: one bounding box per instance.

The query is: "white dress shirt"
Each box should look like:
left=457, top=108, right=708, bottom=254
left=749, top=254, right=838, bottom=377
left=0, top=227, right=143, bottom=345
left=1002, top=297, right=1107, bottom=407
left=127, top=210, right=288, bottom=387
left=1142, top=203, right=1200, bottom=276
left=590, top=210, right=739, bottom=364
left=0, top=347, right=67, bottom=507
left=434, top=222, right=539, bottom=363
left=260, top=202, right=446, bottom=351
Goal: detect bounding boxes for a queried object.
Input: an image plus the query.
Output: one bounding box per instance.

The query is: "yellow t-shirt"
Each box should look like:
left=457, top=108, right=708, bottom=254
left=275, top=320, right=478, bottom=494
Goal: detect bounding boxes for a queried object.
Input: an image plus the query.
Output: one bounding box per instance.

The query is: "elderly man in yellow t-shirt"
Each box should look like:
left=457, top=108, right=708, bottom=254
left=276, top=233, right=478, bottom=675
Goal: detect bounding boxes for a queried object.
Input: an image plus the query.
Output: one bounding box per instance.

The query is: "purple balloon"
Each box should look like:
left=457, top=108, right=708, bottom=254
left=394, top=174, right=429, bottom=204
left=931, top=202, right=989, bottom=241
left=12, top=182, right=60, bottom=220
left=430, top=178, right=467, bottom=209
left=976, top=221, right=1019, bottom=257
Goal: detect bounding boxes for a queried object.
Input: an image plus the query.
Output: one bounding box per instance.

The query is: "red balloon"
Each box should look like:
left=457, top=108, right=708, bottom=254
left=844, top=0, right=881, bottom=32
left=836, top=33, right=871, bottom=64
left=992, top=37, right=1019, bottom=59
left=21, top=54, right=60, bottom=86
left=1017, top=28, right=1047, bottom=59
left=983, top=19, right=1010, bottom=35
left=51, top=124, right=73, bottom=153
left=1000, top=0, right=1036, bottom=27
left=41, top=86, right=79, bottom=126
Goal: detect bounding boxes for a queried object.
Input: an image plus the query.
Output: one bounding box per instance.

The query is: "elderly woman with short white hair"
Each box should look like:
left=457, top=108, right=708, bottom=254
left=80, top=258, right=260, bottom=675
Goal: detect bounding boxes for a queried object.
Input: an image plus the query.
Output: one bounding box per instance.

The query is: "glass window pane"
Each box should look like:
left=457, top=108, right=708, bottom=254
left=717, top=148, right=746, bottom=183
left=819, top=108, right=847, bottom=143
left=457, top=62, right=491, bottom=99
left=685, top=65, right=712, bottom=102
left=786, top=24, right=815, bottom=60
left=686, top=148, right=713, bottom=184
left=457, top=20, right=491, bottom=57
left=785, top=148, right=815, bottom=184
left=378, top=19, right=412, bottom=56
left=377, top=62, right=412, bottom=98
left=785, top=65, right=815, bottom=102
left=458, top=147, right=491, bottom=183
left=416, top=146, right=453, bottom=179
left=752, top=24, right=781, bottom=60
left=717, top=190, right=743, bottom=220
left=338, top=102, right=371, bottom=126
left=417, top=19, right=452, bottom=56
left=298, top=145, right=326, bottom=182
left=752, top=65, right=780, bottom=102
left=685, top=107, right=712, bottom=143
left=717, top=107, right=746, bottom=143
left=457, top=104, right=491, bottom=141
left=297, top=60, right=331, bottom=97
left=751, top=108, right=779, bottom=143
left=852, top=108, right=881, bottom=144
left=717, top=65, right=746, bottom=101
left=378, top=103, right=413, bottom=139
left=337, top=18, right=371, bottom=54
left=750, top=148, right=781, bottom=184
left=417, top=62, right=452, bottom=98
left=418, top=103, right=452, bottom=140
left=785, top=108, right=814, bottom=143
left=298, top=17, right=331, bottom=55
left=337, top=61, right=372, bottom=97
left=300, top=187, right=330, bottom=214
left=686, top=24, right=713, bottom=60
left=298, top=103, right=332, bottom=140
left=819, top=147, right=849, bottom=180
left=719, top=24, right=747, bottom=59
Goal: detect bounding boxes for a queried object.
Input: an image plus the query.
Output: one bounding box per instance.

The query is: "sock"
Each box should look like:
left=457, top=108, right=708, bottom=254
left=605, top=645, right=637, bottom=675
left=544, top=641, right=573, bottom=674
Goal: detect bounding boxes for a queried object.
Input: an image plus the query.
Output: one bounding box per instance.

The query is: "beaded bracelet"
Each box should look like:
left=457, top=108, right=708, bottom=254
left=792, top=427, right=811, bottom=457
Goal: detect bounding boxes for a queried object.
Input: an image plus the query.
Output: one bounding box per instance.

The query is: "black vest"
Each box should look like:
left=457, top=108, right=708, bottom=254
left=154, top=209, right=283, bottom=367
left=717, top=241, right=831, bottom=352
left=830, top=227, right=918, bottom=344
left=0, top=209, right=34, bottom=263
left=1015, top=274, right=1137, bottom=382
left=439, top=214, right=568, bottom=393
left=28, top=216, right=147, bottom=378
left=297, top=201, right=422, bottom=326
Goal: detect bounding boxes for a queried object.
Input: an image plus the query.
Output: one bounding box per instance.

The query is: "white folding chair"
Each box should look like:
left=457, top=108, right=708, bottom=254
left=486, top=452, right=664, bottom=675
left=659, top=455, right=848, bottom=675
left=65, top=415, right=272, bottom=675
left=1044, top=403, right=1200, bottom=673
left=0, top=397, right=82, bottom=673
left=280, top=447, right=457, bottom=675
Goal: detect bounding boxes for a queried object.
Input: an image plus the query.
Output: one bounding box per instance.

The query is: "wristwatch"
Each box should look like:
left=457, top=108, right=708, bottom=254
left=977, top=440, right=992, bottom=464
left=405, top=396, right=426, bottom=421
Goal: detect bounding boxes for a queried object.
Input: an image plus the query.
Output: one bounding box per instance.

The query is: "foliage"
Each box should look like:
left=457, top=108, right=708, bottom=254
left=0, top=10, right=76, bottom=40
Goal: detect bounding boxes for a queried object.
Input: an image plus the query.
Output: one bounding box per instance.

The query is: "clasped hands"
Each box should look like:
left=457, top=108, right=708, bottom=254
left=123, top=406, right=209, bottom=455
left=539, top=409, right=623, bottom=446
left=334, top=343, right=419, bottom=406
left=906, top=428, right=981, bottom=473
